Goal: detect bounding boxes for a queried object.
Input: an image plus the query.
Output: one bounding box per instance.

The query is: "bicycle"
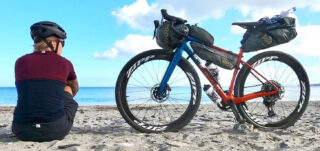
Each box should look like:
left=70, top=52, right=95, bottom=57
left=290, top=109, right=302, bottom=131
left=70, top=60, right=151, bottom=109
left=115, top=8, right=310, bottom=133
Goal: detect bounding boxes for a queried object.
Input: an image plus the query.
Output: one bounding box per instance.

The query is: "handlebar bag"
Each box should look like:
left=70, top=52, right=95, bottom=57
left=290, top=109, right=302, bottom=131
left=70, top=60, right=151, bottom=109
left=190, top=42, right=238, bottom=70
left=155, top=21, right=189, bottom=50
left=241, top=17, right=297, bottom=52
left=189, top=25, right=214, bottom=47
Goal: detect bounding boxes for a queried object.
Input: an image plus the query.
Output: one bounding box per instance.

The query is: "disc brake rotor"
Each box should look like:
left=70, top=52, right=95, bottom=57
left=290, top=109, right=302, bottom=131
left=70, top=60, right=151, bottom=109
left=151, top=84, right=171, bottom=103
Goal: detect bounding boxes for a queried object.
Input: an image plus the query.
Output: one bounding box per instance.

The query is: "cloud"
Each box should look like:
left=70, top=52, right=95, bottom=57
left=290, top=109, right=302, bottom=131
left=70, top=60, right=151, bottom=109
left=94, top=34, right=160, bottom=59
left=305, top=66, right=320, bottom=84
left=111, top=0, right=320, bottom=59
left=112, top=0, right=320, bottom=32
left=275, top=25, right=320, bottom=57
left=111, top=0, right=160, bottom=31
left=230, top=26, right=246, bottom=35
left=107, top=0, right=320, bottom=85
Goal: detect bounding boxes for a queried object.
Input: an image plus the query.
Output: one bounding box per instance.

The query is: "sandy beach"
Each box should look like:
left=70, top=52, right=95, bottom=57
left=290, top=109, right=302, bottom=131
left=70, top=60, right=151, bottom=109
left=0, top=101, right=319, bottom=151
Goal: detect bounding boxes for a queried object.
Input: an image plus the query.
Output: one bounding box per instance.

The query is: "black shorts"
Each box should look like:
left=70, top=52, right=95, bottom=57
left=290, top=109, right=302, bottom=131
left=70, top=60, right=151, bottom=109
left=12, top=92, right=78, bottom=142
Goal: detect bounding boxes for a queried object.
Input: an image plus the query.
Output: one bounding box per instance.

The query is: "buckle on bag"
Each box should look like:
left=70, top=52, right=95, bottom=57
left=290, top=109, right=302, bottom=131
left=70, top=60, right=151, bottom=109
left=34, top=123, right=41, bottom=128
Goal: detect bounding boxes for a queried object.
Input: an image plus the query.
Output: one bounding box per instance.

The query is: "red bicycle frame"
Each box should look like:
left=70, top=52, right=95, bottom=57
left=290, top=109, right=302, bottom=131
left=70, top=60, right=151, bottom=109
left=197, top=45, right=280, bottom=104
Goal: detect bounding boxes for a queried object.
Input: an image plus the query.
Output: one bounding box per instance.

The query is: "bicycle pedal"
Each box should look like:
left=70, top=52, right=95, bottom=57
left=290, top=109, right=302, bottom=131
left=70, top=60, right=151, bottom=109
left=217, top=101, right=231, bottom=111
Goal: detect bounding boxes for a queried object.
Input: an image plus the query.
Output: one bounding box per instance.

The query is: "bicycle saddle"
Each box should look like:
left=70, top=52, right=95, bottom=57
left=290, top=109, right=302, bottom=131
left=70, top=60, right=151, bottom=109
left=232, top=21, right=264, bottom=29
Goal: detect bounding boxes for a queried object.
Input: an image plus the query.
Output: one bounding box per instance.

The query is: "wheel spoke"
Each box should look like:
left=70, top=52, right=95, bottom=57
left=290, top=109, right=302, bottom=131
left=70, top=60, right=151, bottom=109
left=129, top=76, right=152, bottom=90
left=168, top=98, right=187, bottom=109
left=249, top=102, right=262, bottom=114
left=150, top=60, right=160, bottom=83
left=117, top=52, right=200, bottom=132
left=142, top=62, right=158, bottom=85
left=136, top=68, right=152, bottom=88
left=170, top=92, right=192, bottom=95
left=168, top=69, right=184, bottom=85
left=280, top=70, right=294, bottom=85
left=257, top=65, right=267, bottom=80
left=127, top=97, right=151, bottom=102
left=283, top=76, right=298, bottom=87
left=236, top=53, right=308, bottom=128
left=277, top=66, right=289, bottom=82
left=170, top=85, right=191, bottom=88
left=266, top=61, right=273, bottom=80
left=134, top=99, right=152, bottom=118
left=126, top=89, right=150, bottom=93
left=244, top=84, right=263, bottom=88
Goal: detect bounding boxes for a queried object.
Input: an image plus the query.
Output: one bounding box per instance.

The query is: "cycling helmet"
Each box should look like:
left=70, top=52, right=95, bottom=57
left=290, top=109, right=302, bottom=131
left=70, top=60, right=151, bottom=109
left=30, top=21, right=67, bottom=42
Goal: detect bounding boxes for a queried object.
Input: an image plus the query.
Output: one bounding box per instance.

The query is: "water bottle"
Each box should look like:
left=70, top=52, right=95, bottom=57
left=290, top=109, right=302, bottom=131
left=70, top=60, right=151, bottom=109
left=279, top=7, right=296, bottom=18
left=263, top=7, right=296, bottom=24
left=205, top=61, right=219, bottom=81
left=203, top=84, right=220, bottom=104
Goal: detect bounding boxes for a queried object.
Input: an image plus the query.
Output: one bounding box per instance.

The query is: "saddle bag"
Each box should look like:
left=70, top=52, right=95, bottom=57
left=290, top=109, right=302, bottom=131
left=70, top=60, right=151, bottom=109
left=241, top=17, right=297, bottom=52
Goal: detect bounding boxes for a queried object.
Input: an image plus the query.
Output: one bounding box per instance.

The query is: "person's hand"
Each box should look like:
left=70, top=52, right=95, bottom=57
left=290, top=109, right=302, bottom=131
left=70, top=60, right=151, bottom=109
left=67, top=79, right=79, bottom=96
left=64, top=85, right=73, bottom=96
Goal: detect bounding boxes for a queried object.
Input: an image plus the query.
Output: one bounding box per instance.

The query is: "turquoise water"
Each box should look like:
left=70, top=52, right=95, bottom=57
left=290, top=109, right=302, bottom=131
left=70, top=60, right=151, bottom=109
left=0, top=87, right=117, bottom=106
left=0, top=87, right=212, bottom=105
left=0, top=86, right=319, bottom=105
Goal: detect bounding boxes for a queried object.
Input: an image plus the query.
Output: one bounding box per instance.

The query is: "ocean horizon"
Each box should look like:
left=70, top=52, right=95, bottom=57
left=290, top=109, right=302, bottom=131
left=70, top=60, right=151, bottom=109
left=0, top=86, right=319, bottom=106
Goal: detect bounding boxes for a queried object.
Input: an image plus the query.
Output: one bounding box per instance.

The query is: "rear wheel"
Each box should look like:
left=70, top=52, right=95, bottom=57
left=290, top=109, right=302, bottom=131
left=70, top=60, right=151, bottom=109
left=234, top=51, right=310, bottom=128
left=115, top=49, right=201, bottom=133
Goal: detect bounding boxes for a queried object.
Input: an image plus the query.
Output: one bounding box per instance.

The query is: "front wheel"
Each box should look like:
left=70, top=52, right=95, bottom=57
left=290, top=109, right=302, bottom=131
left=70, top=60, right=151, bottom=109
left=115, top=49, right=201, bottom=133
left=234, top=51, right=310, bottom=129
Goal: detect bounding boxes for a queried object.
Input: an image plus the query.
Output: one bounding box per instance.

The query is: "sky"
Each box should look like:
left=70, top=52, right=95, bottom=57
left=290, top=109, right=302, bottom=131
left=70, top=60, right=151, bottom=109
left=0, top=0, right=320, bottom=87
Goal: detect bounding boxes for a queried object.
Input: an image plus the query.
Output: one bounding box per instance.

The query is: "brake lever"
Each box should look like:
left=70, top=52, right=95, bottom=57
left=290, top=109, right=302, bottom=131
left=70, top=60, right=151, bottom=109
left=154, top=20, right=160, bottom=28
left=161, top=9, right=187, bottom=24
left=153, top=20, right=160, bottom=39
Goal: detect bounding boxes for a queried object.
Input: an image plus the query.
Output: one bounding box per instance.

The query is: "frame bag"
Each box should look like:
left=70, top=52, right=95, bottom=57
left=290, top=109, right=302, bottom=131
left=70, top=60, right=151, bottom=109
left=191, top=42, right=238, bottom=70
left=241, top=17, right=297, bottom=52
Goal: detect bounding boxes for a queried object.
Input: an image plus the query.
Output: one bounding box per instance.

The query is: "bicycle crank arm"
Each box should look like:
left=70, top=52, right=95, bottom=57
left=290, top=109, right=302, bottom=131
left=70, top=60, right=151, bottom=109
left=228, top=100, right=245, bottom=124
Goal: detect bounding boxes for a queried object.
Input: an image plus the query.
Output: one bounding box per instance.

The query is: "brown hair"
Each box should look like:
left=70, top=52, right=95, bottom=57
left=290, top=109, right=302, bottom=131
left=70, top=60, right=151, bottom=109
left=33, top=36, right=58, bottom=51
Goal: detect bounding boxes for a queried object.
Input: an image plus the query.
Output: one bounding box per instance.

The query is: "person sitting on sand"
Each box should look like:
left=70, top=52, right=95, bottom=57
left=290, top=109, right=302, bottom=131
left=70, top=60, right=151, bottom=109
left=12, top=21, right=79, bottom=142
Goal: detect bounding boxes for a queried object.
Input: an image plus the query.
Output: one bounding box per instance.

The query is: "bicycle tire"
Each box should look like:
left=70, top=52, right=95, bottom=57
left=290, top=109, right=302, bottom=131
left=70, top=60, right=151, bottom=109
left=115, top=49, right=201, bottom=133
left=234, top=51, right=310, bottom=129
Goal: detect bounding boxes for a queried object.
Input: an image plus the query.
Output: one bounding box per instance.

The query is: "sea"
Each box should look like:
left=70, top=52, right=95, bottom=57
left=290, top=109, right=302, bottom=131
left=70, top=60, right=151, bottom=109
left=0, top=86, right=319, bottom=106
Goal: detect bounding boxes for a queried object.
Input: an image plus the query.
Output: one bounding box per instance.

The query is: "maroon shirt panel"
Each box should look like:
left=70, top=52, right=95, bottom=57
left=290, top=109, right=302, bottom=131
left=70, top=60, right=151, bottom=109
left=15, top=51, right=76, bottom=84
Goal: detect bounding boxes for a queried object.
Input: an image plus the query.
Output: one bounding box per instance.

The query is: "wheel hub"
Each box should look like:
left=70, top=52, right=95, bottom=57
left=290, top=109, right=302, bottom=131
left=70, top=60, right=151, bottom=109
left=151, top=84, right=171, bottom=103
